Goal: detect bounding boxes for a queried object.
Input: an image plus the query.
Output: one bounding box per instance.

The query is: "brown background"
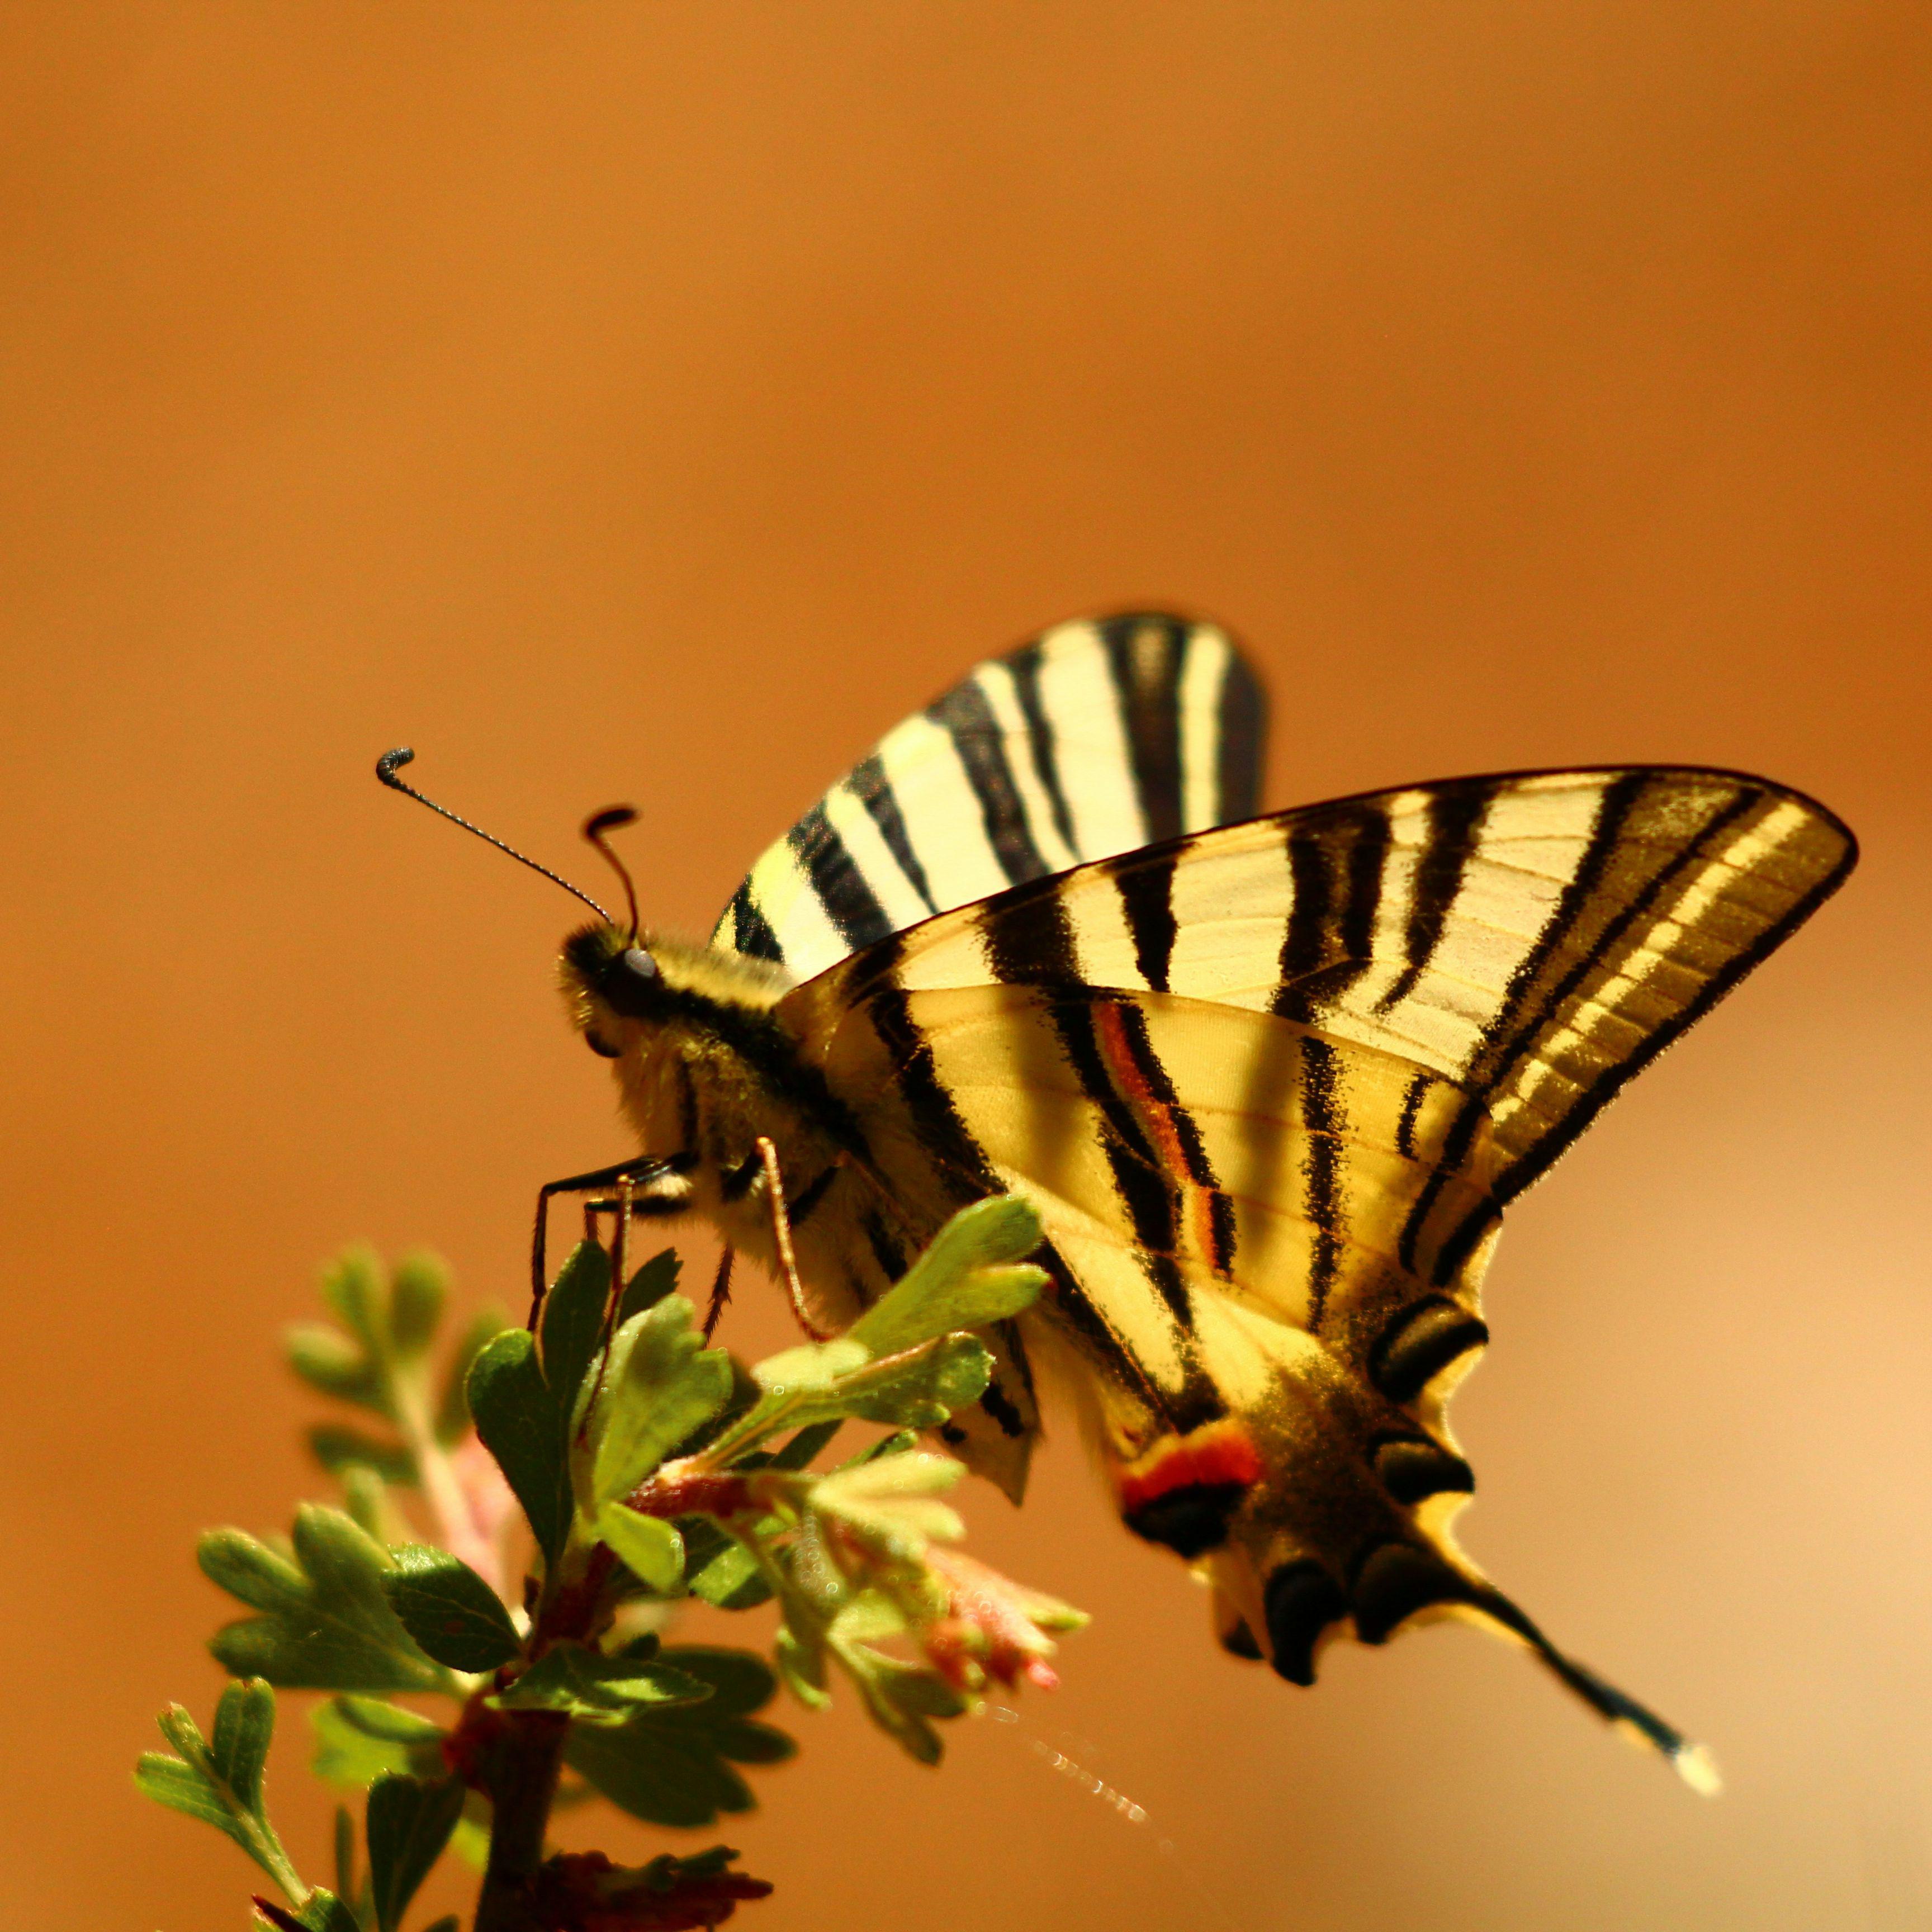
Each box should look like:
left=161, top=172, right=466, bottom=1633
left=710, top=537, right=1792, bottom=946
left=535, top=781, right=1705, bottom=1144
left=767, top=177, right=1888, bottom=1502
left=2, top=6, right=1929, bottom=1929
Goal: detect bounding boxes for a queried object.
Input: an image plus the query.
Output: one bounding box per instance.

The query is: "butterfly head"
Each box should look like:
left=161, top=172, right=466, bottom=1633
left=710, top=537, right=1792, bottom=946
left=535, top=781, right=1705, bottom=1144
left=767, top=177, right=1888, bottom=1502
left=560, top=920, right=792, bottom=1062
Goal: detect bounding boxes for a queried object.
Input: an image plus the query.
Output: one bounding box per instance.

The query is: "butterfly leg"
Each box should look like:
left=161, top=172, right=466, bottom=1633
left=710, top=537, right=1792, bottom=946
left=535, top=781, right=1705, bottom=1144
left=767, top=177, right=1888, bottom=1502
left=530, top=1152, right=692, bottom=1326
left=756, top=1135, right=836, bottom=1343
left=702, top=1246, right=736, bottom=1343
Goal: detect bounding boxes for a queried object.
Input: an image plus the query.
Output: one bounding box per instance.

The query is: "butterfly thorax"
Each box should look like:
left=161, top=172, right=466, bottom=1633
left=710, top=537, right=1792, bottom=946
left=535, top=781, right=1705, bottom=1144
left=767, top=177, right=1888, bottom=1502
left=560, top=922, right=911, bottom=1324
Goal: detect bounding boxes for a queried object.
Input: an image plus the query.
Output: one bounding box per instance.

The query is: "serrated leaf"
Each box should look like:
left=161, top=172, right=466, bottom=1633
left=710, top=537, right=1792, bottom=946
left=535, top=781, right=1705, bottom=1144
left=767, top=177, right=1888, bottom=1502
left=387, top=1251, right=448, bottom=1362
left=563, top=1646, right=793, bottom=1827
left=466, top=1328, right=571, bottom=1566
left=542, top=1239, right=612, bottom=1422
left=494, top=1641, right=713, bottom=1725
left=307, top=1424, right=417, bottom=1487
left=598, top=1506, right=685, bottom=1594
left=617, top=1249, right=681, bottom=1324
left=381, top=1545, right=521, bottom=1673
left=206, top=1507, right=445, bottom=1693
left=589, top=1298, right=733, bottom=1508
left=366, top=1773, right=465, bottom=1932
left=434, top=1305, right=509, bottom=1445
left=845, top=1196, right=1045, bottom=1358
left=136, top=1686, right=301, bottom=1897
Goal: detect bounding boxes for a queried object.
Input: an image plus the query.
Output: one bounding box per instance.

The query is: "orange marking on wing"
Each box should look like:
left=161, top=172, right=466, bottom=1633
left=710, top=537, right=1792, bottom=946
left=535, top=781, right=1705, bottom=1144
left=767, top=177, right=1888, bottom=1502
left=1092, top=1001, right=1223, bottom=1269
left=1116, top=1419, right=1266, bottom=1514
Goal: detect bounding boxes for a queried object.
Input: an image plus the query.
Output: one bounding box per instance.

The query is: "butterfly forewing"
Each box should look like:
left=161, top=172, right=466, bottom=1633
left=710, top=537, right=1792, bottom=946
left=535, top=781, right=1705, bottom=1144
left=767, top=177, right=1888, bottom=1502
left=713, top=612, right=1266, bottom=981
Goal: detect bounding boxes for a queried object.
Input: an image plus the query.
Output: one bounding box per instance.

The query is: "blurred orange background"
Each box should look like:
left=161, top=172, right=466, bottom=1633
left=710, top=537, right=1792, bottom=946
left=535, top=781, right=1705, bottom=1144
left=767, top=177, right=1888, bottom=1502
left=3, top=6, right=1929, bottom=1929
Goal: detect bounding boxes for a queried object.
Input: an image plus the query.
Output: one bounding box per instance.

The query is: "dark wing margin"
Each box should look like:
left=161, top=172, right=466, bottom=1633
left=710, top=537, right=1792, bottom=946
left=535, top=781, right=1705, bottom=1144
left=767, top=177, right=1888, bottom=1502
left=713, top=612, right=1268, bottom=982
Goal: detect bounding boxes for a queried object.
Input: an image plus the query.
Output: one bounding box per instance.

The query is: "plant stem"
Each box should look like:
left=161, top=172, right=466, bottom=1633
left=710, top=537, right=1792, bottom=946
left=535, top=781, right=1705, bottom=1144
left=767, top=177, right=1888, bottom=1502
left=393, top=1371, right=504, bottom=1592
left=472, top=1711, right=570, bottom=1932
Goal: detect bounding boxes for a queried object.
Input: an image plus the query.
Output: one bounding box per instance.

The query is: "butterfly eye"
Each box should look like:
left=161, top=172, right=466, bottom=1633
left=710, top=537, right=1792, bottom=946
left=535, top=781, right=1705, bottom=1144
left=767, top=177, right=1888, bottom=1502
left=584, top=1030, right=621, bottom=1059
left=600, top=944, right=663, bottom=1017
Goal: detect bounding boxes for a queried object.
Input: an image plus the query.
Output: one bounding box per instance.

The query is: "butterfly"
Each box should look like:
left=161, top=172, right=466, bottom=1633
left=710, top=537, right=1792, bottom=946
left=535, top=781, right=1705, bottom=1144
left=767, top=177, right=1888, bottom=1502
left=383, top=612, right=1855, bottom=1785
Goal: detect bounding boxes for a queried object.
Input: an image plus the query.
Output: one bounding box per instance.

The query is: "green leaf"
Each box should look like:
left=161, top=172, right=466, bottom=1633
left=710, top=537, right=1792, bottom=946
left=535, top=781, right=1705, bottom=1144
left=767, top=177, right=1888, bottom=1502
left=311, top=1699, right=445, bottom=1789
left=287, top=1324, right=385, bottom=1416
left=466, top=1328, right=571, bottom=1566
left=205, top=1507, right=446, bottom=1693
left=338, top=1466, right=392, bottom=1543
left=598, top=1506, right=685, bottom=1594
left=210, top=1678, right=276, bottom=1814
left=542, top=1239, right=612, bottom=1422
left=307, top=1424, right=417, bottom=1487
left=831, top=1333, right=993, bottom=1428
left=846, top=1196, right=1045, bottom=1358
left=381, top=1545, right=521, bottom=1673
left=434, top=1305, right=509, bottom=1445
left=135, top=1685, right=302, bottom=1900
left=750, top=1336, right=868, bottom=1397
left=679, top=1519, right=770, bottom=1609
left=564, top=1647, right=794, bottom=1827
left=321, top=1248, right=389, bottom=1367
left=334, top=1802, right=356, bottom=1903
left=494, top=1641, right=713, bottom=1725
left=589, top=1298, right=733, bottom=1508
left=289, top=1887, right=364, bottom=1932
left=365, top=1773, right=465, bottom=1932
left=387, top=1251, right=448, bottom=1363
left=732, top=1419, right=843, bottom=1473
left=811, top=1451, right=965, bottom=1558
left=617, top=1249, right=681, bottom=1324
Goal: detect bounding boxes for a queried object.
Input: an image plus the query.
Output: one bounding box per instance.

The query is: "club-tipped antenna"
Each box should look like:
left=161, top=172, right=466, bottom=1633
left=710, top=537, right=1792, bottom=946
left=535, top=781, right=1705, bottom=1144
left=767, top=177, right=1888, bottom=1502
left=583, top=806, right=642, bottom=942
left=375, top=747, right=612, bottom=921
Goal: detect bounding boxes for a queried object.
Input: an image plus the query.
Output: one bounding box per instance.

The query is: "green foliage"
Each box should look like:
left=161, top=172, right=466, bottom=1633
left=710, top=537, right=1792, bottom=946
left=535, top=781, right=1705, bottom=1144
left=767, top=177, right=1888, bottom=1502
left=366, top=1773, right=466, bottom=1932
left=202, top=1506, right=449, bottom=1693
left=585, top=1294, right=734, bottom=1509
left=595, top=1504, right=685, bottom=1594
left=493, top=1641, right=713, bottom=1725
left=140, top=1198, right=1087, bottom=1929
left=564, top=1648, right=796, bottom=1828
left=311, top=1698, right=447, bottom=1789
left=382, top=1546, right=523, bottom=1674
left=135, top=1680, right=302, bottom=1900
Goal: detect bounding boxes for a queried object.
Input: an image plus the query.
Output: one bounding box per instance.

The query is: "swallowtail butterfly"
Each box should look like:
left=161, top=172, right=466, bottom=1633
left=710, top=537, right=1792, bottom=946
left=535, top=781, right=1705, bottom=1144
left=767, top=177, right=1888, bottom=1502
left=396, top=612, right=1858, bottom=1786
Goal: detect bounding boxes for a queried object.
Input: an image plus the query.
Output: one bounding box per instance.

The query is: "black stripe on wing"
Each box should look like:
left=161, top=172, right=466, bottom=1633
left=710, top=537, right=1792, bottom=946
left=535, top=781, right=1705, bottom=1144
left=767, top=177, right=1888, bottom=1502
left=1099, top=613, right=1187, bottom=843
left=926, top=679, right=1055, bottom=887
left=849, top=754, right=940, bottom=916
left=787, top=804, right=897, bottom=951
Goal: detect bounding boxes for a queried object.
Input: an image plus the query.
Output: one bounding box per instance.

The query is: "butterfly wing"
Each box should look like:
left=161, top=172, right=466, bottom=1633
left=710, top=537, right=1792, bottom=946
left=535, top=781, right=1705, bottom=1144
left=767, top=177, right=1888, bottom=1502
left=712, top=612, right=1266, bottom=980
left=787, top=766, right=1853, bottom=1775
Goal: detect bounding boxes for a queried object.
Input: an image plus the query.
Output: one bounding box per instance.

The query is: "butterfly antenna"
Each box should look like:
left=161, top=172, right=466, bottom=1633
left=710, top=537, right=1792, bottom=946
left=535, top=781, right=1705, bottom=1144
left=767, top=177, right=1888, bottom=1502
left=375, top=747, right=613, bottom=921
left=583, top=806, right=642, bottom=943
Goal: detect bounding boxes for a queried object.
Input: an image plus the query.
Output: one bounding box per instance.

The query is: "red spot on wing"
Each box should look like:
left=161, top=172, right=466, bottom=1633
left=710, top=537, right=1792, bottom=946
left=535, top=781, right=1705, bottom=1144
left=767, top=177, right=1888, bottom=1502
left=1116, top=1419, right=1266, bottom=1515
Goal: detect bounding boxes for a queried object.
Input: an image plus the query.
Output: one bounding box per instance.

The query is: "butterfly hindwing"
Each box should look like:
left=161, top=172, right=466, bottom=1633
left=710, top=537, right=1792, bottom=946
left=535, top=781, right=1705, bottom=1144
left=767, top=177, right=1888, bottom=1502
left=713, top=612, right=1267, bottom=982
left=780, top=763, right=1850, bottom=1777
